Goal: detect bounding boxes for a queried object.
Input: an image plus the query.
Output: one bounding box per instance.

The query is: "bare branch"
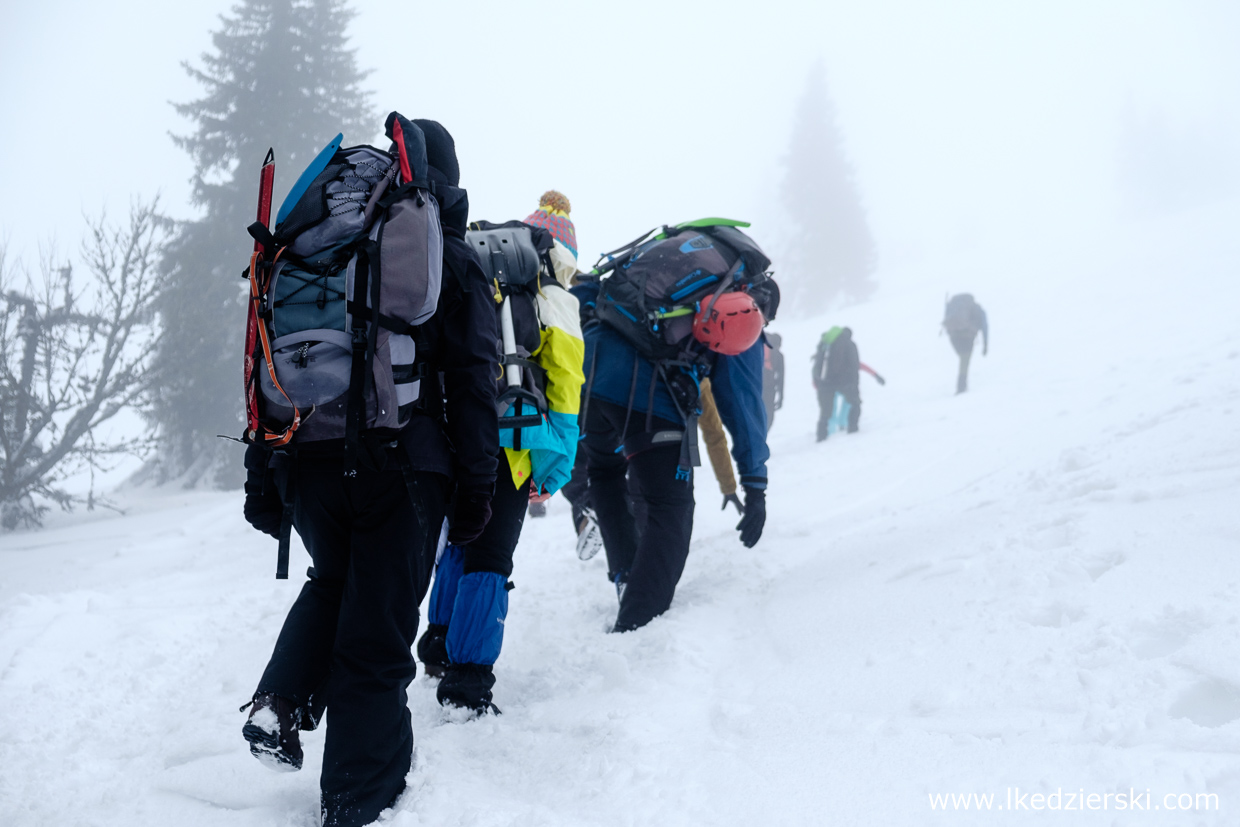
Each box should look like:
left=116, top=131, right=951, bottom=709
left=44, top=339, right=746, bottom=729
left=1, top=198, right=169, bottom=529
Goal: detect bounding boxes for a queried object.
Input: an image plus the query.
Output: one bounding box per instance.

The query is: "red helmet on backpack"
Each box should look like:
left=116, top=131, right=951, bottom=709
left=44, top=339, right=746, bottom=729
left=692, top=291, right=765, bottom=355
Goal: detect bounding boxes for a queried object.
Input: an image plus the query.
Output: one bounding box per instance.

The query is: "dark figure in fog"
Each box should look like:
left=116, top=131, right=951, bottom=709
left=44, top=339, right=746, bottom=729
left=942, top=293, right=988, bottom=394
left=812, top=326, right=862, bottom=441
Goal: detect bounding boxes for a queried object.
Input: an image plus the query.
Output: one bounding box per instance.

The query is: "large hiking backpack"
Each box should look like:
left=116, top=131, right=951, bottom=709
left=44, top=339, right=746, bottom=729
left=586, top=218, right=775, bottom=476
left=243, top=112, right=442, bottom=460
left=465, top=220, right=559, bottom=449
left=592, top=218, right=773, bottom=362
left=943, top=293, right=980, bottom=333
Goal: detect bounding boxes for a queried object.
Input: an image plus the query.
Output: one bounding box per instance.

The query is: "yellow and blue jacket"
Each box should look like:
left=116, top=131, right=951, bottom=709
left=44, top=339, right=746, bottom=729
left=498, top=240, right=585, bottom=495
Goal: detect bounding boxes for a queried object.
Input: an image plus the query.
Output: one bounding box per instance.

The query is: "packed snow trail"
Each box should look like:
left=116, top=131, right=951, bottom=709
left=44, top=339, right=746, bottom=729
left=2, top=207, right=1238, bottom=825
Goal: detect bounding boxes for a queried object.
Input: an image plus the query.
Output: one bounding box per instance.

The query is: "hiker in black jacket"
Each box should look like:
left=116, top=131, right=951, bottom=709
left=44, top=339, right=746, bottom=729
left=942, top=293, right=988, bottom=394
left=813, top=326, right=861, bottom=441
left=241, top=120, right=499, bottom=827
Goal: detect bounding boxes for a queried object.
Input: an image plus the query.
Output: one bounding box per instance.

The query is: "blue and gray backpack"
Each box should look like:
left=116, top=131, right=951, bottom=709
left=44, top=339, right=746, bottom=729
left=246, top=112, right=442, bottom=463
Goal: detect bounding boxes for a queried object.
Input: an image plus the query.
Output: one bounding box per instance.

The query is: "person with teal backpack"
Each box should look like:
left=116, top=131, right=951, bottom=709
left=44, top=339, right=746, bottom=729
left=238, top=114, right=500, bottom=827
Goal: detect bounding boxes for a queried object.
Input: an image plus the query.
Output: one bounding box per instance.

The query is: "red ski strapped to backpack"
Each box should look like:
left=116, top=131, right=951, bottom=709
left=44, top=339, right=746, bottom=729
left=244, top=148, right=304, bottom=448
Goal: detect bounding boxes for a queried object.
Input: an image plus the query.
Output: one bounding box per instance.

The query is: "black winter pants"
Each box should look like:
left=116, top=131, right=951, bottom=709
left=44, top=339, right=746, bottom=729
left=463, top=450, right=530, bottom=578
left=583, top=398, right=695, bottom=631
left=560, top=443, right=591, bottom=531
left=949, top=329, right=977, bottom=393
left=256, top=457, right=448, bottom=827
left=816, top=384, right=861, bottom=439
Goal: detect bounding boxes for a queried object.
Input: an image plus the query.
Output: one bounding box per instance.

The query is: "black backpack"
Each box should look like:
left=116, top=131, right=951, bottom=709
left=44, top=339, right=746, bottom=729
left=586, top=218, right=775, bottom=476
left=465, top=220, right=559, bottom=449
left=943, top=293, right=981, bottom=333
left=592, top=218, right=773, bottom=362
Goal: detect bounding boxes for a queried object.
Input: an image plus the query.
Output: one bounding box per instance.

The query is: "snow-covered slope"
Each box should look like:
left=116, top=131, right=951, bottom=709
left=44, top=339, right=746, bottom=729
left=2, top=206, right=1237, bottom=826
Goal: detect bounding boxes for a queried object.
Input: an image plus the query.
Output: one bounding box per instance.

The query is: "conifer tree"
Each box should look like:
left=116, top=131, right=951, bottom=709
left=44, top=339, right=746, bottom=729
left=151, top=0, right=375, bottom=483
left=779, top=64, right=877, bottom=314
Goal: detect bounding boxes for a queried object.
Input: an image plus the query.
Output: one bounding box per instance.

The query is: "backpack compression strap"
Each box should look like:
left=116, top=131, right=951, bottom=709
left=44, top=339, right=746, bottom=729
left=247, top=249, right=306, bottom=447
left=344, top=239, right=380, bottom=476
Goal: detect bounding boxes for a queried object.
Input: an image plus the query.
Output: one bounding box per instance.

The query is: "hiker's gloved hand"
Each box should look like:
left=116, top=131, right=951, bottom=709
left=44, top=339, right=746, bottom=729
left=243, top=444, right=282, bottom=539
left=875, top=374, right=887, bottom=386
left=722, top=492, right=745, bottom=515
left=736, top=486, right=766, bottom=548
left=449, top=484, right=493, bottom=545
left=244, top=490, right=283, bottom=539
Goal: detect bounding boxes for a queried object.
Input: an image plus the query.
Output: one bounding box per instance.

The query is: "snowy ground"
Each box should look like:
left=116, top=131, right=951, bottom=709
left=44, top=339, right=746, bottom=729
left=2, top=204, right=1238, bottom=826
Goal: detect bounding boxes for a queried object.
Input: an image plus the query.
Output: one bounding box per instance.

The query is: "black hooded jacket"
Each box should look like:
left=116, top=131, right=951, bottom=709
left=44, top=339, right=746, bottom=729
left=823, top=329, right=860, bottom=389
left=400, top=209, right=500, bottom=486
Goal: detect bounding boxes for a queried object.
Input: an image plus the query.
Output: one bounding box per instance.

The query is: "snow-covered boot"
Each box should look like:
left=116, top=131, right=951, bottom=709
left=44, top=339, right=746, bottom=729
left=437, top=663, right=501, bottom=715
left=439, top=571, right=510, bottom=714
left=576, top=507, right=603, bottom=561
left=242, top=693, right=304, bottom=772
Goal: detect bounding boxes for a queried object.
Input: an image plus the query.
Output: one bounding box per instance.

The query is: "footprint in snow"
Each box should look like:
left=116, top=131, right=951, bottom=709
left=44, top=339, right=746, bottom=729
left=1169, top=679, right=1240, bottom=728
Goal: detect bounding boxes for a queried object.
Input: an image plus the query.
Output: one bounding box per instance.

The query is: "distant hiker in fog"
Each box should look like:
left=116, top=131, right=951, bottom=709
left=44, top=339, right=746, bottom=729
left=812, top=326, right=885, bottom=442
left=942, top=293, right=988, bottom=394
left=762, top=332, right=784, bottom=433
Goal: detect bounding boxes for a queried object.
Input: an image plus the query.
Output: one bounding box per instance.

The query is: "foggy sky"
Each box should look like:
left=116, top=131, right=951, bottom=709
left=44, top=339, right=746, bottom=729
left=2, top=0, right=1236, bottom=290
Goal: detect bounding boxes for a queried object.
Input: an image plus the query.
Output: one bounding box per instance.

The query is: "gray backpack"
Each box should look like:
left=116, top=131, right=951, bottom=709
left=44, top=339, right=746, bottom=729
left=247, top=112, right=442, bottom=460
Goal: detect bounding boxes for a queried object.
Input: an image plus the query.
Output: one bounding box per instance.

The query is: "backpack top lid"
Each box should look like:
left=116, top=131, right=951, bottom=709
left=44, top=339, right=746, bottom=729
left=466, top=221, right=552, bottom=289
left=271, top=113, right=433, bottom=258
left=944, top=293, right=978, bottom=324
left=275, top=133, right=343, bottom=228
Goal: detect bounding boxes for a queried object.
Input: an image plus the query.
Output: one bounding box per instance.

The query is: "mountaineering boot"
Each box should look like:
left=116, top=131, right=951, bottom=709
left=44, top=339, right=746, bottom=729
left=242, top=693, right=304, bottom=772
left=417, top=623, right=450, bottom=678
left=576, top=506, right=603, bottom=561
left=440, top=572, right=510, bottom=714
left=437, top=663, right=501, bottom=715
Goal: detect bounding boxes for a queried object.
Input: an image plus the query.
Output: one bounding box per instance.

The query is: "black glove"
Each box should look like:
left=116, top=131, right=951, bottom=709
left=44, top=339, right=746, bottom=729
left=736, top=486, right=766, bottom=548
left=243, top=444, right=282, bottom=539
left=449, top=484, right=493, bottom=545
left=875, top=374, right=887, bottom=386
left=244, top=494, right=283, bottom=538
left=722, top=492, right=745, bottom=515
